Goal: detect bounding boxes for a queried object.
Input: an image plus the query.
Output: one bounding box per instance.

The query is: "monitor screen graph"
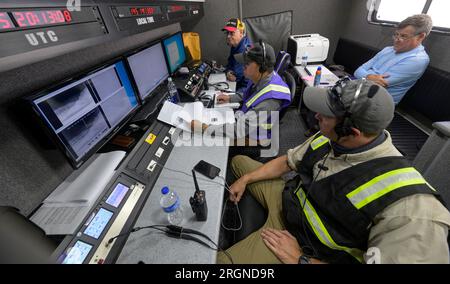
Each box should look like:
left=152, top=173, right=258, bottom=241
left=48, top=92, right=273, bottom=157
left=162, top=32, right=186, bottom=74
left=127, top=42, right=169, bottom=101
left=31, top=61, right=138, bottom=168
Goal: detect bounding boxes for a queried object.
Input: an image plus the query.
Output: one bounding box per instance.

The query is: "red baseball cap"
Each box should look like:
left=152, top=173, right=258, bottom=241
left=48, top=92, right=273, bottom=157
left=222, top=18, right=245, bottom=32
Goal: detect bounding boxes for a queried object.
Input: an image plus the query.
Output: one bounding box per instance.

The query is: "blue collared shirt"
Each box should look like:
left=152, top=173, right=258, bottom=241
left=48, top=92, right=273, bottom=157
left=354, top=45, right=429, bottom=104
left=226, top=36, right=252, bottom=91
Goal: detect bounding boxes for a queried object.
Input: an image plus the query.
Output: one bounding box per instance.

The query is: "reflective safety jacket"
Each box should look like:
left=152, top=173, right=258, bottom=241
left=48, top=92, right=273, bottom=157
left=241, top=72, right=291, bottom=140
left=282, top=134, right=443, bottom=263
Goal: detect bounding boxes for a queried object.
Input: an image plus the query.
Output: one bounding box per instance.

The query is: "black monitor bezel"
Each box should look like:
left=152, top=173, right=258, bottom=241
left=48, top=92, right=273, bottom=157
left=27, top=58, right=140, bottom=169
left=161, top=31, right=186, bottom=76
left=123, top=39, right=170, bottom=104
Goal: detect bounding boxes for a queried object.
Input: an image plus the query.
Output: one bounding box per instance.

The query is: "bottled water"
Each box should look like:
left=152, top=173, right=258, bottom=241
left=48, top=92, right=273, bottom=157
left=160, top=186, right=183, bottom=225
left=167, top=77, right=180, bottom=103
left=301, top=52, right=308, bottom=68
left=313, top=66, right=322, bottom=86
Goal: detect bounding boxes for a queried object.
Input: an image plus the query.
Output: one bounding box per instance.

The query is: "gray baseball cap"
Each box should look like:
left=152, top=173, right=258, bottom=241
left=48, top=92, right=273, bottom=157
left=303, top=79, right=395, bottom=133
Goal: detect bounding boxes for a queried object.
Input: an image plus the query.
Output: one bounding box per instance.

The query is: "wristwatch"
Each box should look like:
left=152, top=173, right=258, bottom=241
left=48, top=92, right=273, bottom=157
left=298, top=254, right=311, bottom=264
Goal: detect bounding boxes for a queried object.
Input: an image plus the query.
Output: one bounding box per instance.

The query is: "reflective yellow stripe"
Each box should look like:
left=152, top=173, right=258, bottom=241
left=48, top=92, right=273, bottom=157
left=245, top=84, right=291, bottom=108
left=346, top=167, right=428, bottom=209
left=260, top=123, right=272, bottom=130
left=310, top=135, right=329, bottom=150
left=296, top=187, right=364, bottom=263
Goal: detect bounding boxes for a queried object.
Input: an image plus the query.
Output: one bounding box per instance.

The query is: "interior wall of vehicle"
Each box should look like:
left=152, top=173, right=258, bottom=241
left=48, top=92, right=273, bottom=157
left=0, top=23, right=181, bottom=216
left=181, top=0, right=239, bottom=65
left=243, top=0, right=352, bottom=65
left=342, top=0, right=450, bottom=72
left=182, top=0, right=353, bottom=66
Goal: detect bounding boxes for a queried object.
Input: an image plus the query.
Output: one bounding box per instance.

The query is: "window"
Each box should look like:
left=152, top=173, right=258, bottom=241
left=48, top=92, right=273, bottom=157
left=368, top=0, right=450, bottom=33
left=427, top=0, right=450, bottom=29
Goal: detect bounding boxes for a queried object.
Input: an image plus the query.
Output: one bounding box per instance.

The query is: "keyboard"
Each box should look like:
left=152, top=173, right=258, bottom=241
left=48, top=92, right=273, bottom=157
left=131, top=92, right=168, bottom=123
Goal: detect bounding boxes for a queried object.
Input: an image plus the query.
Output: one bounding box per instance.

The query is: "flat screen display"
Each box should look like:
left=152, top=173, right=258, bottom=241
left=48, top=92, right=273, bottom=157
left=84, top=208, right=114, bottom=239
left=127, top=42, right=169, bottom=101
left=31, top=61, right=138, bottom=168
left=106, top=183, right=130, bottom=208
left=162, top=32, right=186, bottom=74
left=62, top=241, right=93, bottom=264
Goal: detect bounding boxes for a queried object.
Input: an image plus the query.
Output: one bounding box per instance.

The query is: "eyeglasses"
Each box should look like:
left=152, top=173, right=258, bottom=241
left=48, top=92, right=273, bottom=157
left=392, top=32, right=418, bottom=41
left=327, top=76, right=351, bottom=116
left=225, top=31, right=236, bottom=36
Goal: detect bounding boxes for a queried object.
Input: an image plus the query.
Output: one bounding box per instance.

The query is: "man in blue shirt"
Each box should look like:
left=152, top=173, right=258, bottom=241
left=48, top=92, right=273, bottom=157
left=222, top=18, right=252, bottom=91
left=354, top=14, right=432, bottom=104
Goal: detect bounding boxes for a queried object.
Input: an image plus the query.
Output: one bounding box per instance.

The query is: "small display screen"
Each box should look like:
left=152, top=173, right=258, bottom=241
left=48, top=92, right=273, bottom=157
left=162, top=32, right=186, bottom=74
left=0, top=12, right=15, bottom=30
left=12, top=10, right=72, bottom=28
left=106, top=183, right=130, bottom=208
left=127, top=42, right=169, bottom=100
left=62, top=241, right=92, bottom=264
left=84, top=208, right=113, bottom=239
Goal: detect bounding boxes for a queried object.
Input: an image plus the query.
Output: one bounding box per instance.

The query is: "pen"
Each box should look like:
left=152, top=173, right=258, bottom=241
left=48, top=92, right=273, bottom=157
left=320, top=82, right=329, bottom=85
left=304, top=67, right=312, bottom=76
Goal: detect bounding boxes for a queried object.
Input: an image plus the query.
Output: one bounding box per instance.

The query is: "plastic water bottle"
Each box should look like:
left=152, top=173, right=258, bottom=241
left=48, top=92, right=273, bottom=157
left=167, top=77, right=180, bottom=103
left=160, top=186, right=183, bottom=225
left=313, top=66, right=322, bottom=86
left=301, top=52, right=308, bottom=68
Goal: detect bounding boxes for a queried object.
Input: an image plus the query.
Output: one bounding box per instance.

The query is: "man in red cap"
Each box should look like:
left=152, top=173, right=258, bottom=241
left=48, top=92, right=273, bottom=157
left=222, top=18, right=252, bottom=91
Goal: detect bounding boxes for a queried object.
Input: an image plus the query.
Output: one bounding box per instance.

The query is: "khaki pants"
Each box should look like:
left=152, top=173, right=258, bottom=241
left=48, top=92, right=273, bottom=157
left=217, top=155, right=286, bottom=264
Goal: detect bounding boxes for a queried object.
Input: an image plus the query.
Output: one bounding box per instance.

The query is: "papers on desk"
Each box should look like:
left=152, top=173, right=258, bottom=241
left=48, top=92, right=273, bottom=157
left=208, top=73, right=227, bottom=85
left=157, top=101, right=235, bottom=132
left=30, top=151, right=126, bottom=235
left=302, top=65, right=339, bottom=87
left=305, top=65, right=335, bottom=76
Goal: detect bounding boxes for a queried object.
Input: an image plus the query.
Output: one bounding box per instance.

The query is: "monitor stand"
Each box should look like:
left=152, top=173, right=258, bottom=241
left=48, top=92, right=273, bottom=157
left=130, top=90, right=167, bottom=123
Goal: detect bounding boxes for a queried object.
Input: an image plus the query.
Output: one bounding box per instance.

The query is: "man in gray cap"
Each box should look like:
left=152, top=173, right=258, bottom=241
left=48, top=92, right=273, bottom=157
left=192, top=41, right=291, bottom=159
left=217, top=78, right=450, bottom=264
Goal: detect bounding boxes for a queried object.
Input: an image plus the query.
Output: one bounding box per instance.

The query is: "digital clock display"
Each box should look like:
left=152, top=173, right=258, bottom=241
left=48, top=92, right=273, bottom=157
left=12, top=10, right=72, bottom=28
left=0, top=12, right=15, bottom=30
left=130, top=7, right=156, bottom=16
left=168, top=5, right=186, bottom=13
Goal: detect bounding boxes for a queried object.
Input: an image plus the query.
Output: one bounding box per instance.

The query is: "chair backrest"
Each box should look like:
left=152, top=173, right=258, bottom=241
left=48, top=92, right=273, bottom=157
left=333, top=38, right=379, bottom=75
left=283, top=71, right=296, bottom=102
left=274, top=51, right=291, bottom=75
left=278, top=71, right=296, bottom=123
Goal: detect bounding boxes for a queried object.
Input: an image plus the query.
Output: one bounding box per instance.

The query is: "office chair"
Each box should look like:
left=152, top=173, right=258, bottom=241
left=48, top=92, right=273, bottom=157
left=281, top=71, right=296, bottom=117
left=274, top=51, right=291, bottom=75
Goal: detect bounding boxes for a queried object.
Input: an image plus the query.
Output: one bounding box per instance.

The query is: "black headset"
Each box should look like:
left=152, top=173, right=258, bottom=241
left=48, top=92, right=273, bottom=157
left=258, top=39, right=267, bottom=73
left=331, top=78, right=366, bottom=138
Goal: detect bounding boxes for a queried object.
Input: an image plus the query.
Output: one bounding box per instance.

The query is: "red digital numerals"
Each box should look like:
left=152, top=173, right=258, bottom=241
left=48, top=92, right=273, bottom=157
left=0, top=12, right=14, bottom=30
left=12, top=10, right=71, bottom=28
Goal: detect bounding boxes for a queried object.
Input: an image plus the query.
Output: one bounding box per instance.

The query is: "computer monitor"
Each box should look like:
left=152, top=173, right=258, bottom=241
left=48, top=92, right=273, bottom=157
left=126, top=42, right=169, bottom=102
left=162, top=31, right=186, bottom=75
left=29, top=60, right=139, bottom=168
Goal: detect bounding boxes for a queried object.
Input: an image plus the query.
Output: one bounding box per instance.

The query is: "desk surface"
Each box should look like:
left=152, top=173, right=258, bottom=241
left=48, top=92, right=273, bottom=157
left=116, top=134, right=229, bottom=264
left=294, top=64, right=339, bottom=88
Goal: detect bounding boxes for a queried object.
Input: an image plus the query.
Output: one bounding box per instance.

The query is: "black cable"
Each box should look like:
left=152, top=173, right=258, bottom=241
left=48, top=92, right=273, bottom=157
left=207, top=81, right=230, bottom=92
left=107, top=225, right=167, bottom=245
left=298, top=149, right=332, bottom=259
left=152, top=162, right=237, bottom=263
left=167, top=225, right=215, bottom=245
left=109, top=223, right=234, bottom=264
